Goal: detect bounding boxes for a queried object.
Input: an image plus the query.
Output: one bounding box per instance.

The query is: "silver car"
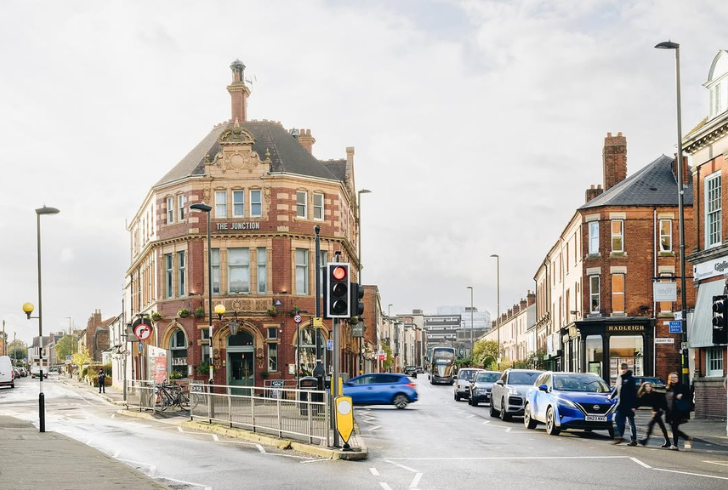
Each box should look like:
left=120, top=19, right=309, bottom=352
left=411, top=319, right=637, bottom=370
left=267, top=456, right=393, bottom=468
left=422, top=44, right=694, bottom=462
left=489, top=369, right=541, bottom=421
left=454, top=368, right=481, bottom=401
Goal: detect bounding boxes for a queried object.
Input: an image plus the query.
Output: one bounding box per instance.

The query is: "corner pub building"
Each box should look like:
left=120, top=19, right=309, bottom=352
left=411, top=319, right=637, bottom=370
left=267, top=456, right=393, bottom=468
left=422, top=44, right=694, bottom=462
left=123, top=60, right=364, bottom=388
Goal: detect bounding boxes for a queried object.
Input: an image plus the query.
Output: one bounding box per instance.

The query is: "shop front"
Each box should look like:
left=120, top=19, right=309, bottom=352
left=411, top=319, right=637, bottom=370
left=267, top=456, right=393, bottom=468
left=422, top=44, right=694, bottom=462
left=564, top=317, right=654, bottom=386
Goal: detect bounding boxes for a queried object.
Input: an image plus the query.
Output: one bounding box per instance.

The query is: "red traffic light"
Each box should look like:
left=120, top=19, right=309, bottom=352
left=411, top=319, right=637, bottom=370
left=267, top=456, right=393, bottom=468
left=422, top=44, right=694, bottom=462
left=332, top=266, right=347, bottom=281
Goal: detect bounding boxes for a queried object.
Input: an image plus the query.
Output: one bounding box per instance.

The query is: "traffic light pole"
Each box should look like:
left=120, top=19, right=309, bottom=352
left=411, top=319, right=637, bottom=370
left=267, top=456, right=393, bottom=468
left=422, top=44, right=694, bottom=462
left=332, top=317, right=340, bottom=448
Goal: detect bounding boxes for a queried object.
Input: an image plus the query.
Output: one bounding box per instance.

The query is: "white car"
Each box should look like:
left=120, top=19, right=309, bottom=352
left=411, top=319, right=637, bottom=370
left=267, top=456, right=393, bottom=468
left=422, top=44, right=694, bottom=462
left=30, top=366, right=48, bottom=379
left=454, top=368, right=481, bottom=401
left=490, top=369, right=541, bottom=421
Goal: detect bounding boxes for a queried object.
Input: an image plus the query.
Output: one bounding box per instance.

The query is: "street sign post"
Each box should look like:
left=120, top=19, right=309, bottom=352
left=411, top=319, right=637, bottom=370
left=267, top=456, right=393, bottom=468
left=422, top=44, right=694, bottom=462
left=669, top=321, right=682, bottom=334
left=133, top=322, right=152, bottom=341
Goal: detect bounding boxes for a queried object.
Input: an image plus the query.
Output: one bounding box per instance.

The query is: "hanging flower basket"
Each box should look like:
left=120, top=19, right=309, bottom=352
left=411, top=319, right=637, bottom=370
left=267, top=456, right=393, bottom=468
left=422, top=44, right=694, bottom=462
left=194, top=306, right=205, bottom=319
left=267, top=306, right=279, bottom=317
left=151, top=312, right=163, bottom=321
left=178, top=308, right=191, bottom=318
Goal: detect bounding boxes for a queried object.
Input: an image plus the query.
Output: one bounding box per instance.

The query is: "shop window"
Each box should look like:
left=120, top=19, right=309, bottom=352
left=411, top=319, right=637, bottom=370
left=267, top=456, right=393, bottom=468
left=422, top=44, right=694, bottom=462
left=295, top=327, right=327, bottom=376
left=169, top=329, right=188, bottom=379
left=707, top=347, right=724, bottom=377
left=586, top=335, right=603, bottom=376
left=608, top=335, right=643, bottom=386
left=268, top=343, right=278, bottom=372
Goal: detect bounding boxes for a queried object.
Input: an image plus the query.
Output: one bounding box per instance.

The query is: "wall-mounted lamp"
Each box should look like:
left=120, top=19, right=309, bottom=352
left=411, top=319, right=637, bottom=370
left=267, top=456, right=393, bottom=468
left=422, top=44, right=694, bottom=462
left=569, top=310, right=580, bottom=316
left=215, top=304, right=240, bottom=336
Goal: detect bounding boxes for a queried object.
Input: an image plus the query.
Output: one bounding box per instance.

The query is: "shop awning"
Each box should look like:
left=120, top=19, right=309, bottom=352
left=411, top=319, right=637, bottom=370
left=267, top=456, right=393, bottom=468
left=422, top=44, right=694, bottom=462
left=689, top=279, right=726, bottom=348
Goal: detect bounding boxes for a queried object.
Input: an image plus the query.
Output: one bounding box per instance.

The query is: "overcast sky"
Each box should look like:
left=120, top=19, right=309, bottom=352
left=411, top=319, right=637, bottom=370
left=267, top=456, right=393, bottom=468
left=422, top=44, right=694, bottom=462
left=1, top=0, right=726, bottom=346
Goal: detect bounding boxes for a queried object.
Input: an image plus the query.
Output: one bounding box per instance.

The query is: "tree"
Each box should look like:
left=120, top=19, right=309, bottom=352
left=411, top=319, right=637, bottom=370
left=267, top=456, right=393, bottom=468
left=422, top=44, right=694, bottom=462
left=54, top=334, right=75, bottom=361
left=380, top=343, right=393, bottom=372
left=472, top=340, right=499, bottom=369
left=71, top=347, right=92, bottom=368
left=9, top=341, right=27, bottom=364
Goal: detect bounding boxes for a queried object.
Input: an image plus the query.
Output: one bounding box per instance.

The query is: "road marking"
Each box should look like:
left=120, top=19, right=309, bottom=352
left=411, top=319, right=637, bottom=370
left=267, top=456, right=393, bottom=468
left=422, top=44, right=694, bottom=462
left=369, top=425, right=382, bottom=431
left=388, top=455, right=630, bottom=461
left=630, top=457, right=651, bottom=469
left=370, top=468, right=379, bottom=475
left=385, top=460, right=419, bottom=472
left=409, top=473, right=423, bottom=488
left=113, top=449, right=121, bottom=458
left=380, top=484, right=393, bottom=490
left=653, top=468, right=728, bottom=480
left=505, top=427, right=512, bottom=433
left=256, top=444, right=265, bottom=453
left=704, top=460, right=728, bottom=467
left=482, top=420, right=491, bottom=425
left=467, top=414, right=476, bottom=418
left=212, top=434, right=219, bottom=441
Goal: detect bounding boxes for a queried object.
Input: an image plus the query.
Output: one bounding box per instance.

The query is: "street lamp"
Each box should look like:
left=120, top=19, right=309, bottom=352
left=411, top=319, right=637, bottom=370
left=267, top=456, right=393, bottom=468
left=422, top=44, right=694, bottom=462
left=357, top=189, right=371, bottom=375
left=490, top=254, right=500, bottom=369
left=655, top=40, right=689, bottom=385
left=22, top=204, right=60, bottom=433
left=466, top=286, right=474, bottom=361
left=215, top=304, right=240, bottom=335
left=190, top=202, right=214, bottom=388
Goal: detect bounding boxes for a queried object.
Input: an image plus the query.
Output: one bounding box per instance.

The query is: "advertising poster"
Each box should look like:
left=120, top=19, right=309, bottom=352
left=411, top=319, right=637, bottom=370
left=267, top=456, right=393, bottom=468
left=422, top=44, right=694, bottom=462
left=147, top=345, right=168, bottom=384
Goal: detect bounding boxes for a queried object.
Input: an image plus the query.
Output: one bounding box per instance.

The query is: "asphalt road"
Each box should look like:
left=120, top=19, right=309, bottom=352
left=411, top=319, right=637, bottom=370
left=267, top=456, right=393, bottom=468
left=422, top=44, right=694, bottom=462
left=3, top=374, right=728, bottom=489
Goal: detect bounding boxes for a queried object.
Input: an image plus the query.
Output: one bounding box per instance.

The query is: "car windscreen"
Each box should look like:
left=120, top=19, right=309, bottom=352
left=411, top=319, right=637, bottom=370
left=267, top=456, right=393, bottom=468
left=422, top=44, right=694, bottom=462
left=458, top=370, right=478, bottom=381
left=508, top=371, right=539, bottom=385
left=476, top=372, right=500, bottom=382
left=553, top=374, right=610, bottom=393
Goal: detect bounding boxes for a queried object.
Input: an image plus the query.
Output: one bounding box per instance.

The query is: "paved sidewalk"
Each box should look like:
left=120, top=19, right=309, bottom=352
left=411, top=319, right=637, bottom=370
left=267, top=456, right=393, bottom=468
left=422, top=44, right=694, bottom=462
left=633, top=408, right=728, bottom=449
left=0, top=415, right=167, bottom=490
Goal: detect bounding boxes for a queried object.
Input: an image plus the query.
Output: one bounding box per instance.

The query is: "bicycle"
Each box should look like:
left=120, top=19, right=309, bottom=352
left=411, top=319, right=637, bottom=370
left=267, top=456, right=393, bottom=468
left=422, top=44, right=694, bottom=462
left=154, top=383, right=190, bottom=411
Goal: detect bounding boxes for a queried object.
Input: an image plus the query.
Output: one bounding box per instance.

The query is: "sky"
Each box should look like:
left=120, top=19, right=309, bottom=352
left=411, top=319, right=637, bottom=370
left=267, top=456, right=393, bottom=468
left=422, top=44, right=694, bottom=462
left=1, top=0, right=727, bottom=346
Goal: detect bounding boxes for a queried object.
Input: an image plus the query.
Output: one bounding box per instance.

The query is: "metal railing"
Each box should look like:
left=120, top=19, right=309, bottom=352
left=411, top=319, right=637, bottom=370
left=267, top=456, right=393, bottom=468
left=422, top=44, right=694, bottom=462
left=126, top=380, right=330, bottom=446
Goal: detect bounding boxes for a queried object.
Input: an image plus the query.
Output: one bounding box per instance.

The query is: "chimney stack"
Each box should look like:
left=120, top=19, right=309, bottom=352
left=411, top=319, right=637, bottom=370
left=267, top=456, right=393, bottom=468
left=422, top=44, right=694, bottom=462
left=297, top=129, right=316, bottom=154
left=227, top=59, right=251, bottom=123
left=586, top=184, right=603, bottom=203
left=603, top=132, right=627, bottom=191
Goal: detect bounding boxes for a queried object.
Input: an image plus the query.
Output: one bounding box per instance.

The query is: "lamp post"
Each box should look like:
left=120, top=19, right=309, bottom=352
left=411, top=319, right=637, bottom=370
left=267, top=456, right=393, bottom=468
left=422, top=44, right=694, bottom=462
left=191, top=203, right=214, bottom=388
left=655, top=40, right=689, bottom=386
left=357, top=189, right=371, bottom=375
left=490, top=254, right=500, bottom=369
left=22, top=204, right=60, bottom=433
left=466, top=286, right=474, bottom=361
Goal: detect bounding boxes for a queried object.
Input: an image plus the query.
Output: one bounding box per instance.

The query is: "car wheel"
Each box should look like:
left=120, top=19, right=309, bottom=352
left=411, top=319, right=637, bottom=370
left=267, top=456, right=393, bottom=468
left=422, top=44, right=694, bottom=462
left=489, top=399, right=499, bottom=417
left=546, top=407, right=560, bottom=435
left=524, top=404, right=537, bottom=429
left=500, top=399, right=511, bottom=421
left=393, top=394, right=409, bottom=409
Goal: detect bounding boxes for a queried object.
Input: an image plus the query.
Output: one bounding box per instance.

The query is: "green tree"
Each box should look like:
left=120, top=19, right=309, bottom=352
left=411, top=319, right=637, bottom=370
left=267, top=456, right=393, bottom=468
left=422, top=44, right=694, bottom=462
left=9, top=341, right=27, bottom=364
left=72, top=347, right=92, bottom=368
left=54, top=334, right=75, bottom=361
left=472, top=340, right=500, bottom=369
left=381, top=343, right=393, bottom=372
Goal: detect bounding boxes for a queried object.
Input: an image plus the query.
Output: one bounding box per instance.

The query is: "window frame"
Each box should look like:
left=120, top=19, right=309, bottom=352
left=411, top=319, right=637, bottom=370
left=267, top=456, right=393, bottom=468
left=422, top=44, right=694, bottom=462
left=611, top=273, right=625, bottom=314
left=659, top=219, right=672, bottom=253
left=165, top=253, right=173, bottom=298
left=211, top=248, right=220, bottom=295
left=611, top=220, right=624, bottom=253
left=232, top=190, right=245, bottom=218
left=313, top=192, right=324, bottom=221
left=257, top=247, right=267, bottom=294
left=706, top=172, right=722, bottom=248
left=177, top=194, right=185, bottom=221
left=177, top=251, right=185, bottom=297
left=267, top=342, right=278, bottom=372
left=296, top=190, right=307, bottom=219
left=589, top=275, right=600, bottom=314
left=250, top=189, right=262, bottom=217
left=215, top=190, right=228, bottom=219
left=228, top=248, right=250, bottom=295
left=706, top=347, right=724, bottom=377
left=588, top=221, right=599, bottom=255
left=295, top=248, right=309, bottom=295
left=167, top=196, right=174, bottom=224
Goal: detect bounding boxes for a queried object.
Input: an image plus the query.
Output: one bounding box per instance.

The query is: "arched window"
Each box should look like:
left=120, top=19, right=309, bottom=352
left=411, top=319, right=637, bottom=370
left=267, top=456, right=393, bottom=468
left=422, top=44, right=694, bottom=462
left=228, top=330, right=254, bottom=346
left=295, top=327, right=328, bottom=376
left=169, top=329, right=188, bottom=379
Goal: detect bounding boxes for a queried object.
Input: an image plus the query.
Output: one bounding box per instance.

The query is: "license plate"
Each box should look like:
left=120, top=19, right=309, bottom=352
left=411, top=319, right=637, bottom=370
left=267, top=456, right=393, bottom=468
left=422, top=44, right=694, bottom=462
left=585, top=415, right=607, bottom=422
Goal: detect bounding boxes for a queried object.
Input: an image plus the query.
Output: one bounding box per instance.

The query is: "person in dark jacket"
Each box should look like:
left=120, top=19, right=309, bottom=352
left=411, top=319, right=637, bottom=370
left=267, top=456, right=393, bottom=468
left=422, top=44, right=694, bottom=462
left=637, top=381, right=671, bottom=447
left=665, top=371, right=692, bottom=450
left=97, top=369, right=106, bottom=394
left=608, top=363, right=638, bottom=445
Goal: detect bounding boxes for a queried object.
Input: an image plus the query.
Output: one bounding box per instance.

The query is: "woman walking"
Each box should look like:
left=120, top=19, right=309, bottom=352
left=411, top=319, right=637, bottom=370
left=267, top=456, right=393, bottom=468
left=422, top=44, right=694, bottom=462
left=637, top=381, right=671, bottom=448
left=665, top=372, right=692, bottom=450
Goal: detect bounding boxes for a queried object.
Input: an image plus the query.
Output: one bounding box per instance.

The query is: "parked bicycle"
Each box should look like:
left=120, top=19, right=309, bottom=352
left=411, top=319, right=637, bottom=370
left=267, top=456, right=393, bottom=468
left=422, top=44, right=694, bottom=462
left=154, top=383, right=190, bottom=411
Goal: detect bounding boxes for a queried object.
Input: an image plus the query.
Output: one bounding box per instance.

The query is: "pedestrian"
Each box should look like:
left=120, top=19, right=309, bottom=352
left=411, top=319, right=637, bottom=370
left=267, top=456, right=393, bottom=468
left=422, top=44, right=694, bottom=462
left=608, top=362, right=638, bottom=446
left=636, top=381, right=671, bottom=448
left=665, top=371, right=692, bottom=450
left=98, top=369, right=106, bottom=393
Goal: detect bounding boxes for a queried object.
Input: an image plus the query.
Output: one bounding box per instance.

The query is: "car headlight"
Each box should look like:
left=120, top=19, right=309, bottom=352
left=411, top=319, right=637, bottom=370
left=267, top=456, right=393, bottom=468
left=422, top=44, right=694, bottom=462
left=557, top=398, right=576, bottom=408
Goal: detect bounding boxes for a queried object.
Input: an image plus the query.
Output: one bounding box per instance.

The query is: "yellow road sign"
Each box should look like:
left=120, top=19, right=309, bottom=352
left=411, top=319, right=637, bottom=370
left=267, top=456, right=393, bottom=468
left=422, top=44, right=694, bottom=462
left=313, top=317, right=323, bottom=327
left=335, top=396, right=354, bottom=443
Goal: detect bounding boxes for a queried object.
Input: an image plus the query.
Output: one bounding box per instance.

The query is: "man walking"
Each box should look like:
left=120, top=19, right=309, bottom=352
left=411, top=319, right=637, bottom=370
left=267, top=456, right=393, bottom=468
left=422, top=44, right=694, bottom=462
left=98, top=369, right=106, bottom=394
left=609, top=362, right=638, bottom=446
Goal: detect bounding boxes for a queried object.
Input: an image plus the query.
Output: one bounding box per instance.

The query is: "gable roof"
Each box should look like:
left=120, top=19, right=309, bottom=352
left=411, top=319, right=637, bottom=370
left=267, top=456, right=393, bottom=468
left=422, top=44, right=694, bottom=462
left=154, top=120, right=343, bottom=187
left=579, top=154, right=693, bottom=210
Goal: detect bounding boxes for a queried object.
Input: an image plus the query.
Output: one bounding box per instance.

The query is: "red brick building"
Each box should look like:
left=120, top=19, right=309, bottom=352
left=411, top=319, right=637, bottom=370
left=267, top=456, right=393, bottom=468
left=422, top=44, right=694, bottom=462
left=124, top=60, right=366, bottom=387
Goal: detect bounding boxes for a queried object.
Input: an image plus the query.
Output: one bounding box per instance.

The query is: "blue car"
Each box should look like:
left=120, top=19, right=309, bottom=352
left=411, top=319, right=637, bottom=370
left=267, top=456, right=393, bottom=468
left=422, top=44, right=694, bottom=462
left=343, top=373, right=418, bottom=409
left=524, top=371, right=616, bottom=437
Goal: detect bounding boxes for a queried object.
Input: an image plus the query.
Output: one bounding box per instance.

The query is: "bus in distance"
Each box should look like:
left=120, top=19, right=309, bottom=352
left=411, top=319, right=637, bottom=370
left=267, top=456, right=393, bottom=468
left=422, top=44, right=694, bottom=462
left=430, top=347, right=456, bottom=385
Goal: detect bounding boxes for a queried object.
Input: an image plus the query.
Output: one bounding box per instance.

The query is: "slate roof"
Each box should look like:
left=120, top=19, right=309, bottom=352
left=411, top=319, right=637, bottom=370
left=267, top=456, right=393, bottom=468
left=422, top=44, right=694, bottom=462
left=579, top=154, right=693, bottom=210
left=154, top=120, right=344, bottom=187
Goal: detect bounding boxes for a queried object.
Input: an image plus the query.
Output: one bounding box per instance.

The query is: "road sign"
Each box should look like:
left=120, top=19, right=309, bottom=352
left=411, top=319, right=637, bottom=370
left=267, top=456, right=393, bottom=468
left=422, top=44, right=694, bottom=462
left=669, top=321, right=682, bottom=333
left=313, top=317, right=323, bottom=327
left=134, top=322, right=152, bottom=341
left=655, top=338, right=675, bottom=344
left=327, top=339, right=334, bottom=350
left=293, top=314, right=302, bottom=324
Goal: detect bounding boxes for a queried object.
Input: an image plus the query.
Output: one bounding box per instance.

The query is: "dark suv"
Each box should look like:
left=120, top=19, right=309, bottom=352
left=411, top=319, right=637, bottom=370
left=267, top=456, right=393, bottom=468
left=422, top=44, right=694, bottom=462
left=404, top=366, right=417, bottom=378
left=469, top=370, right=501, bottom=406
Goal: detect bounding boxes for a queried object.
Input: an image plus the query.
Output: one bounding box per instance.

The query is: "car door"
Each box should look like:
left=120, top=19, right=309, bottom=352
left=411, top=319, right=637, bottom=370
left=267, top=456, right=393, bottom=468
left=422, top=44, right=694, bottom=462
left=345, top=374, right=374, bottom=404
left=494, top=371, right=508, bottom=410
left=370, top=374, right=399, bottom=404
left=533, top=373, right=551, bottom=421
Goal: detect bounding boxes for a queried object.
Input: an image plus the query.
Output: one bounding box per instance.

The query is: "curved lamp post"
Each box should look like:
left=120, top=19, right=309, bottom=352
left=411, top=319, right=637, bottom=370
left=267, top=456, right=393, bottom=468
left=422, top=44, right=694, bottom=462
left=190, top=202, right=214, bottom=387
left=23, top=204, right=60, bottom=433
left=655, top=40, right=689, bottom=386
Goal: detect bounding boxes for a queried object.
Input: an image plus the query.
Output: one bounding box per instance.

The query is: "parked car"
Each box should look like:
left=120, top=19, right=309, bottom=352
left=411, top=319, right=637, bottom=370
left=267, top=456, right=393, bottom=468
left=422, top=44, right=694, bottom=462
left=468, top=370, right=501, bottom=406
left=416, top=366, right=424, bottom=374
left=18, top=367, right=28, bottom=377
left=404, top=366, right=418, bottom=378
left=490, top=369, right=541, bottom=420
left=0, top=356, right=14, bottom=389
left=343, top=373, right=418, bottom=409
left=454, top=368, right=481, bottom=401
left=524, top=371, right=616, bottom=437
left=632, top=375, right=667, bottom=393
left=30, top=366, right=48, bottom=379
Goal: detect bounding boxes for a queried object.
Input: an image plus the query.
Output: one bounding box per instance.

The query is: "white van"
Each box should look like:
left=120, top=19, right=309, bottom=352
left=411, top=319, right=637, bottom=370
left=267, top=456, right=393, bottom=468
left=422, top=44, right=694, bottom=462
left=0, top=356, right=15, bottom=389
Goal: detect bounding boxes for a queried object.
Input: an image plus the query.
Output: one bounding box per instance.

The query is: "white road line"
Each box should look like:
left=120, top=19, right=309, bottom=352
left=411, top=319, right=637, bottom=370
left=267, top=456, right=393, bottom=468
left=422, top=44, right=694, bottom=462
left=653, top=468, right=728, bottom=480
left=630, top=457, right=651, bottom=469
left=369, top=425, right=382, bottom=431
left=370, top=468, right=380, bottom=476
left=704, top=461, right=728, bottom=467
left=380, top=483, right=394, bottom=490
left=385, top=460, right=419, bottom=473
left=256, top=444, right=266, bottom=453
left=212, top=434, right=219, bottom=441
left=388, top=455, right=630, bottom=461
left=410, top=473, right=423, bottom=488
left=505, top=427, right=512, bottom=433
left=467, top=415, right=476, bottom=419
left=482, top=420, right=491, bottom=425
left=113, top=449, right=121, bottom=458
left=157, top=475, right=209, bottom=488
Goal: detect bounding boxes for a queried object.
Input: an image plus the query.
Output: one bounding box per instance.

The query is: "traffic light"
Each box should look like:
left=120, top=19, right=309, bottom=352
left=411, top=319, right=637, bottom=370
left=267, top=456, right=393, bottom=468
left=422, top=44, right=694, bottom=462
left=350, top=282, right=365, bottom=318
left=325, top=263, right=350, bottom=318
left=713, top=295, right=728, bottom=345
